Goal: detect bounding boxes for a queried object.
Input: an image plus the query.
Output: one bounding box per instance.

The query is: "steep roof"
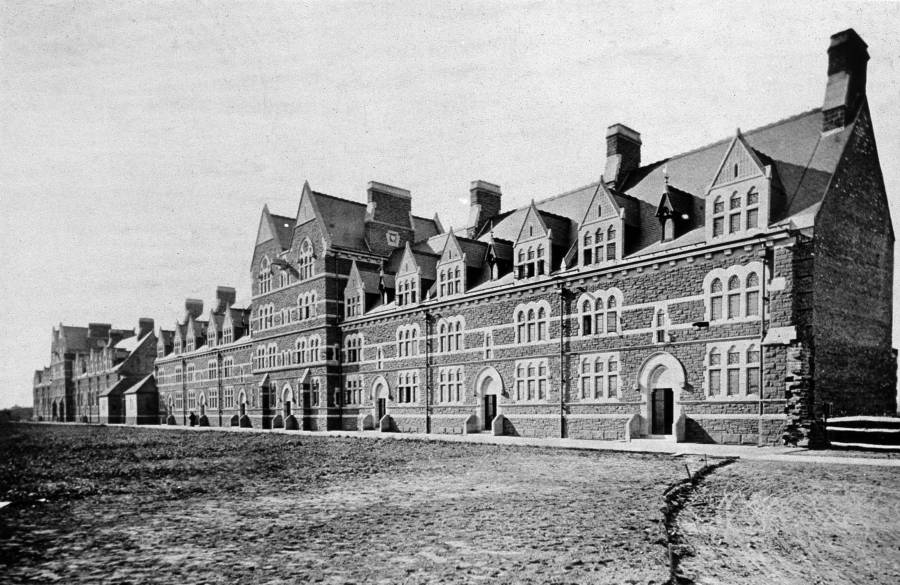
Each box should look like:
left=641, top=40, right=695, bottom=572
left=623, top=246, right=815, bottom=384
left=311, top=191, right=369, bottom=251
left=270, top=213, right=296, bottom=250
left=479, top=108, right=853, bottom=259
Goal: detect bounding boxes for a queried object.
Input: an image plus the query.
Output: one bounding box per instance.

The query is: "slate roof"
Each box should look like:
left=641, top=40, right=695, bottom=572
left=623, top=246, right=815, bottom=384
left=123, top=374, right=157, bottom=395
left=270, top=214, right=296, bottom=250
left=476, top=108, right=853, bottom=261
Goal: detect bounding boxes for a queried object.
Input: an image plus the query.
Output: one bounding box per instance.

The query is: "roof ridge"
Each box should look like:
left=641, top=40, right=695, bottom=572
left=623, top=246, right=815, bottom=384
left=312, top=190, right=366, bottom=208
left=642, top=107, right=822, bottom=169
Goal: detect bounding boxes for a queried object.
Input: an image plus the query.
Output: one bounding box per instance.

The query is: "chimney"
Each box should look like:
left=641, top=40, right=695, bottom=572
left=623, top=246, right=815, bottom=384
left=604, top=124, right=641, bottom=186
left=467, top=180, right=502, bottom=238
left=822, top=29, right=869, bottom=132
left=137, top=318, right=154, bottom=338
left=88, top=323, right=112, bottom=340
left=365, top=181, right=414, bottom=255
left=184, top=299, right=203, bottom=320
left=214, top=286, right=237, bottom=313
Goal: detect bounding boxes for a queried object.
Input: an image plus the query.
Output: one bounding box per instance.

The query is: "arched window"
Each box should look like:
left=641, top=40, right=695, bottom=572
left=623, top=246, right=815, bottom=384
left=580, top=358, right=592, bottom=398
left=726, top=346, right=740, bottom=395
left=594, top=228, right=604, bottom=261
left=712, top=196, right=725, bottom=237
left=308, top=337, right=320, bottom=363
left=606, top=297, right=619, bottom=334
left=581, top=300, right=592, bottom=335
left=259, top=257, right=272, bottom=294
left=593, top=357, right=605, bottom=399
left=527, top=309, right=536, bottom=342
left=728, top=191, right=741, bottom=234
left=594, top=297, right=605, bottom=335
left=516, top=311, right=526, bottom=343
left=746, top=345, right=761, bottom=395
left=536, top=245, right=545, bottom=275
left=746, top=187, right=759, bottom=229
left=654, top=308, right=668, bottom=344
left=537, top=307, right=547, bottom=340
left=745, top=272, right=760, bottom=316
left=708, top=348, right=722, bottom=395
left=606, top=226, right=617, bottom=261
left=727, top=276, right=741, bottom=319
left=298, top=239, right=314, bottom=281
left=583, top=232, right=593, bottom=265
left=710, top=278, right=724, bottom=320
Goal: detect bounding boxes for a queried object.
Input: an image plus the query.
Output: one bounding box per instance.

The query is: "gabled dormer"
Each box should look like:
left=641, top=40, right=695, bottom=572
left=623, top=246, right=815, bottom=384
left=395, top=242, right=421, bottom=307
left=656, top=182, right=697, bottom=242
left=185, top=317, right=201, bottom=353
left=705, top=130, right=776, bottom=242
left=514, top=202, right=552, bottom=279
left=221, top=310, right=236, bottom=344
left=345, top=261, right=366, bottom=318
left=578, top=180, right=624, bottom=267
left=173, top=323, right=184, bottom=355
left=436, top=231, right=466, bottom=298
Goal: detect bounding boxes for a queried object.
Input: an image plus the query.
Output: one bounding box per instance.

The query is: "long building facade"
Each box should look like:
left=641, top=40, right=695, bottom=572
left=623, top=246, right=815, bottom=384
left=33, top=29, right=896, bottom=446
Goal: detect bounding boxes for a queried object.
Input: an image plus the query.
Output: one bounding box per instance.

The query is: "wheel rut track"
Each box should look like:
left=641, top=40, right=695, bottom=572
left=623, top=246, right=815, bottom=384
left=660, top=457, right=737, bottom=585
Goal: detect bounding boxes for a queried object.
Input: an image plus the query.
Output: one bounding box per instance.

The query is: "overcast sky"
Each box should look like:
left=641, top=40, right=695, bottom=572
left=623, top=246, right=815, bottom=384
left=2, top=1, right=899, bottom=408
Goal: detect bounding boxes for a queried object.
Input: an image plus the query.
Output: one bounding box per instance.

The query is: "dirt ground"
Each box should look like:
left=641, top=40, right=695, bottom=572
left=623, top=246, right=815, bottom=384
left=677, top=460, right=900, bottom=585
left=1, top=424, right=686, bottom=585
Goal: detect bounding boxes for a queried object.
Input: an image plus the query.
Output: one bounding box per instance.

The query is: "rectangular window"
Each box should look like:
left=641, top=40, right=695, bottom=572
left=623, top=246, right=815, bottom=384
left=727, top=294, right=740, bottom=319
left=747, top=367, right=760, bottom=395
left=709, top=371, right=721, bottom=395
left=713, top=217, right=724, bottom=237
left=746, top=291, right=759, bottom=316
left=224, top=386, right=234, bottom=408
left=727, top=370, right=740, bottom=395
left=711, top=297, right=723, bottom=321
left=746, top=208, right=758, bottom=229
left=729, top=213, right=740, bottom=234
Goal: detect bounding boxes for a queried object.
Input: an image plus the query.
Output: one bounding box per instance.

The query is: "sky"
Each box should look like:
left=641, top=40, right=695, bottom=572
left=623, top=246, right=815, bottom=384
left=1, top=0, right=899, bottom=409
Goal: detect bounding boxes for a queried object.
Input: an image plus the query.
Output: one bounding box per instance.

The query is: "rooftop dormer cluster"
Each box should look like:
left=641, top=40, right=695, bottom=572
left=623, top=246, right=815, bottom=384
left=161, top=289, right=250, bottom=358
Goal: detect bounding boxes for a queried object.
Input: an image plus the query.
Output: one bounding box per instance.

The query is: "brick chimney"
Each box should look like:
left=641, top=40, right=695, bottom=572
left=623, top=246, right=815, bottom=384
left=604, top=124, right=641, bottom=186
left=365, top=181, right=415, bottom=255
left=467, top=180, right=502, bottom=238
left=137, top=318, right=154, bottom=338
left=184, top=299, right=203, bottom=320
left=214, top=286, right=237, bottom=313
left=822, top=29, right=869, bottom=132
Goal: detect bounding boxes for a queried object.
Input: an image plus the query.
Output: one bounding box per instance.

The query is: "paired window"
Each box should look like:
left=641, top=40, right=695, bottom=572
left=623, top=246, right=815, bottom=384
left=208, top=388, right=218, bottom=410
left=396, top=325, right=420, bottom=357
left=437, top=367, right=464, bottom=403
left=437, top=317, right=464, bottom=353
left=581, top=225, right=617, bottom=265
left=438, top=265, right=463, bottom=297
left=515, top=359, right=548, bottom=402
left=186, top=364, right=195, bottom=383
left=711, top=188, right=760, bottom=238
left=175, top=365, right=183, bottom=384
left=222, top=327, right=233, bottom=345
left=224, top=386, right=234, bottom=409
left=579, top=354, right=620, bottom=400
left=397, top=371, right=419, bottom=404
left=515, top=243, right=547, bottom=279
left=297, top=292, right=318, bottom=321
left=707, top=343, right=761, bottom=397
left=483, top=330, right=494, bottom=359
left=186, top=333, right=195, bottom=353
left=254, top=346, right=266, bottom=370
left=515, top=303, right=549, bottom=343
left=707, top=265, right=764, bottom=322
left=345, top=334, right=363, bottom=363
left=578, top=291, right=621, bottom=336
left=346, top=290, right=363, bottom=318
left=344, top=376, right=364, bottom=405
left=298, top=239, right=314, bottom=281
left=173, top=337, right=182, bottom=355
left=294, top=336, right=321, bottom=365
left=207, top=360, right=217, bottom=381
left=258, top=257, right=272, bottom=294
left=266, top=343, right=277, bottom=369
left=396, top=277, right=418, bottom=306
left=222, top=357, right=234, bottom=379
left=255, top=303, right=275, bottom=332
left=187, top=389, right=196, bottom=411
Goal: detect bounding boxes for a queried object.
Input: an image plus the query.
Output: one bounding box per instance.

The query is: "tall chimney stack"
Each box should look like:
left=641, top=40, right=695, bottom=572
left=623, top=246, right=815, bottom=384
left=184, top=299, right=203, bottom=320
left=822, top=29, right=869, bottom=132
left=214, top=286, right=237, bottom=313
left=467, top=180, right=502, bottom=238
left=604, top=124, right=641, bottom=187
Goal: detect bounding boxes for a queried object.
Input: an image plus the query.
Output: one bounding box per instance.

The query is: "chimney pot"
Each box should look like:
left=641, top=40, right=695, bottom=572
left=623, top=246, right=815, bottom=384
left=467, top=181, right=502, bottom=237
left=604, top=124, right=642, bottom=186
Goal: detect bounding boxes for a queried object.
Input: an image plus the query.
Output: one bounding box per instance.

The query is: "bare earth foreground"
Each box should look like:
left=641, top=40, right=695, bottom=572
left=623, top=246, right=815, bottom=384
left=1, top=424, right=683, bottom=585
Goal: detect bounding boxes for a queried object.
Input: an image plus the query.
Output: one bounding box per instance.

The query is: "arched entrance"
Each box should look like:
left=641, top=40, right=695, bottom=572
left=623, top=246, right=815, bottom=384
left=372, top=376, right=390, bottom=423
left=473, top=367, right=503, bottom=431
left=282, top=384, right=294, bottom=417
left=52, top=401, right=58, bottom=421
left=637, top=352, right=686, bottom=437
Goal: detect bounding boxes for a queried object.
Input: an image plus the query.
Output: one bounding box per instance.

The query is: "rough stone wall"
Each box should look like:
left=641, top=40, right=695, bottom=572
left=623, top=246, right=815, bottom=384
left=812, top=106, right=896, bottom=417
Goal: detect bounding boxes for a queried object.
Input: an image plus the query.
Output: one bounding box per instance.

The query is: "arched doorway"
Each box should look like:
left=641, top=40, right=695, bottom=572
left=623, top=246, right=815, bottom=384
left=52, top=401, right=58, bottom=421
left=637, top=352, right=686, bottom=438
left=372, top=376, right=389, bottom=423
left=473, top=367, right=503, bottom=431
left=282, top=384, right=294, bottom=418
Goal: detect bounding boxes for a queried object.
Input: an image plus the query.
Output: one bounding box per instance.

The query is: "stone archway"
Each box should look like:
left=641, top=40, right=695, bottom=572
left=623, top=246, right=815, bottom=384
left=371, top=376, right=390, bottom=424
left=473, top=366, right=504, bottom=432
left=636, top=352, right=686, bottom=438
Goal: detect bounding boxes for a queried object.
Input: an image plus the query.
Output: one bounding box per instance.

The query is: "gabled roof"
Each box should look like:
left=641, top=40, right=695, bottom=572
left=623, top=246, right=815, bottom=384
left=256, top=205, right=296, bottom=250
left=99, top=377, right=131, bottom=398
left=347, top=260, right=382, bottom=294
left=656, top=184, right=696, bottom=217
left=123, top=374, right=157, bottom=396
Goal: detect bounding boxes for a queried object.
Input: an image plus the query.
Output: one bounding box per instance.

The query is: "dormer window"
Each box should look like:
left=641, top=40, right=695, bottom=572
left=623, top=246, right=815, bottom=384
left=515, top=243, right=547, bottom=278
left=396, top=277, right=418, bottom=306
left=298, top=239, right=314, bottom=281
left=223, top=327, right=233, bottom=345
left=712, top=196, right=725, bottom=237
left=662, top=216, right=675, bottom=241
left=346, top=291, right=362, bottom=318
left=186, top=336, right=195, bottom=352
left=174, top=337, right=182, bottom=354
left=746, top=188, right=759, bottom=229
left=605, top=226, right=616, bottom=260
left=729, top=191, right=741, bottom=234
left=258, top=257, right=272, bottom=294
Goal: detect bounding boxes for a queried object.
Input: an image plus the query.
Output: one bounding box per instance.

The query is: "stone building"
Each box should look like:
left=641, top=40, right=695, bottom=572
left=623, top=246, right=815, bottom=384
left=32, top=29, right=895, bottom=445
left=154, top=288, right=254, bottom=427
left=32, top=319, right=156, bottom=423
